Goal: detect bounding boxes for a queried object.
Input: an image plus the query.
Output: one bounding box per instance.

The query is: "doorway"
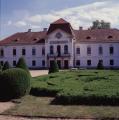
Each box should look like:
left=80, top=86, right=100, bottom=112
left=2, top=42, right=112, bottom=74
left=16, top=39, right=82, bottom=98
left=57, top=60, right=61, bottom=69
left=64, top=60, right=69, bottom=69
left=57, top=45, right=61, bottom=57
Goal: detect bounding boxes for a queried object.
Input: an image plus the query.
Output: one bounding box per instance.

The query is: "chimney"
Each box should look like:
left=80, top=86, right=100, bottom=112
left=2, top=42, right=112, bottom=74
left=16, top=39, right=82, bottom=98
left=43, top=28, right=47, bottom=31
left=28, top=29, right=32, bottom=32
left=79, top=26, right=83, bottom=30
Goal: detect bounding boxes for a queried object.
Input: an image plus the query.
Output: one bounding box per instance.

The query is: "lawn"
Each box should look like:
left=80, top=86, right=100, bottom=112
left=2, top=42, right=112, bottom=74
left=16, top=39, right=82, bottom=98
left=3, top=70, right=119, bottom=119
left=31, top=70, right=119, bottom=105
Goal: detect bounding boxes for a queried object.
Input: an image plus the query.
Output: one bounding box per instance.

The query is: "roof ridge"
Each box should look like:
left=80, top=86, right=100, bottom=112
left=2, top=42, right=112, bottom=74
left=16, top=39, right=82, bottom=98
left=51, top=18, right=69, bottom=24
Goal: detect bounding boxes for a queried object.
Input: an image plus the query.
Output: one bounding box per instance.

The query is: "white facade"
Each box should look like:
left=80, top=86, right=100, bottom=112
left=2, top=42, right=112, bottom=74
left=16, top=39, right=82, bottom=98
left=75, top=43, right=119, bottom=68
left=0, top=19, right=119, bottom=69
left=0, top=44, right=46, bottom=68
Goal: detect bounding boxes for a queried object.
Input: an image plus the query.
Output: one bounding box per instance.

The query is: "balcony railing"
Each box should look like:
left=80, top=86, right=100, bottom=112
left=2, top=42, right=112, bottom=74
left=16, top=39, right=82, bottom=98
left=47, top=53, right=70, bottom=58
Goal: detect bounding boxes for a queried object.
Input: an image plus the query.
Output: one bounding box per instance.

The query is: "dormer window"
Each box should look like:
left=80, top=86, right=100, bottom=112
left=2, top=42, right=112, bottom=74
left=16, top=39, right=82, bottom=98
left=86, top=36, right=91, bottom=39
left=33, top=38, right=37, bottom=41
left=36, top=39, right=45, bottom=43
left=13, top=38, right=19, bottom=42
left=108, top=36, right=113, bottom=39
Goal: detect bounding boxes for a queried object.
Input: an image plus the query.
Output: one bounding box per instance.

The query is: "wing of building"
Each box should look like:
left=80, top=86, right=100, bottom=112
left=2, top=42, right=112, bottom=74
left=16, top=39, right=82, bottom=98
left=0, top=18, right=119, bottom=69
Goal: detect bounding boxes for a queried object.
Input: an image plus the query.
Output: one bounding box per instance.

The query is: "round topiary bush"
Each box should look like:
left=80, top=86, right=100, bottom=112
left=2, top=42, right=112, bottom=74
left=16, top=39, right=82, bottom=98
left=0, top=68, right=31, bottom=101
left=2, top=61, right=10, bottom=71
left=49, top=60, right=59, bottom=74
left=16, top=57, right=31, bottom=76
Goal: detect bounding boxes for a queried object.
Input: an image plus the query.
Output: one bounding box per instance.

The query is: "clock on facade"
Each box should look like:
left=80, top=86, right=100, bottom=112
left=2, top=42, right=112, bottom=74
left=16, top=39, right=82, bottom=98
left=55, top=32, right=62, bottom=39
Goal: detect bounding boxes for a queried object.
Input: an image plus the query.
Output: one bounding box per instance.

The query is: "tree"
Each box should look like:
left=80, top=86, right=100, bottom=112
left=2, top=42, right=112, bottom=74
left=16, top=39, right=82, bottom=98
left=2, top=61, right=10, bottom=71
left=16, top=57, right=31, bottom=76
left=97, top=61, right=104, bottom=69
left=49, top=60, right=59, bottom=74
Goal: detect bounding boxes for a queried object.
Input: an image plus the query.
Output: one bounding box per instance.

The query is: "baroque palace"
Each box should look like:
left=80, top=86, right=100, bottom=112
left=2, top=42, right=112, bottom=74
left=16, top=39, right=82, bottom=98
left=0, top=18, right=119, bottom=69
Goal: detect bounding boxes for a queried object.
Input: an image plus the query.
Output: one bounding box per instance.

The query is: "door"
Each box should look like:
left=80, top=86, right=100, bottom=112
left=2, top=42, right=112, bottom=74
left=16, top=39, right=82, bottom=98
left=50, top=60, right=54, bottom=68
left=57, top=60, right=61, bottom=69
left=57, top=45, right=61, bottom=57
left=64, top=60, right=69, bottom=69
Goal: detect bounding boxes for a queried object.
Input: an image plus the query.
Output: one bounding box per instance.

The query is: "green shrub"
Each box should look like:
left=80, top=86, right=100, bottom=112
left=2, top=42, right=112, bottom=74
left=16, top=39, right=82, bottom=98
left=2, top=61, right=10, bottom=71
left=97, top=61, right=104, bottom=69
left=0, top=68, right=31, bottom=100
left=16, top=57, right=31, bottom=76
left=53, top=92, right=119, bottom=105
left=0, top=63, right=2, bottom=71
left=49, top=60, right=59, bottom=74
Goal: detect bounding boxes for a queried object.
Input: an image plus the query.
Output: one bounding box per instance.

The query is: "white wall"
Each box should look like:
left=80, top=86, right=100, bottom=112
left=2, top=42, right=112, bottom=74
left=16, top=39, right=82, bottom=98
left=0, top=44, right=46, bottom=68
left=75, top=43, right=119, bottom=68
left=45, top=29, right=74, bottom=67
left=0, top=32, right=119, bottom=69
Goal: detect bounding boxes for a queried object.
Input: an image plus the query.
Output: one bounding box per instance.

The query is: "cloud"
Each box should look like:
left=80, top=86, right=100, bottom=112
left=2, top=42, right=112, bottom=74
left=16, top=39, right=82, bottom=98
left=14, top=21, right=27, bottom=27
left=8, top=0, right=119, bottom=30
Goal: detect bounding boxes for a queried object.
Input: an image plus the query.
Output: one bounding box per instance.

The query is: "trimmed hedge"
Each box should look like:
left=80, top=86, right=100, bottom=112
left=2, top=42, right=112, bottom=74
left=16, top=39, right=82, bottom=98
left=16, top=57, right=31, bottom=76
left=0, top=63, right=2, bottom=71
left=49, top=60, right=59, bottom=74
left=97, top=61, right=104, bottom=69
left=2, top=61, right=10, bottom=71
left=0, top=68, right=31, bottom=101
left=52, top=92, right=119, bottom=105
left=30, top=87, right=59, bottom=97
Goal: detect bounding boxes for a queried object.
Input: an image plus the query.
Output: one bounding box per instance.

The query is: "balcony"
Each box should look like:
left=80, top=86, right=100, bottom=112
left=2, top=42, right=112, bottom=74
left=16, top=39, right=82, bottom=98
left=47, top=53, right=70, bottom=58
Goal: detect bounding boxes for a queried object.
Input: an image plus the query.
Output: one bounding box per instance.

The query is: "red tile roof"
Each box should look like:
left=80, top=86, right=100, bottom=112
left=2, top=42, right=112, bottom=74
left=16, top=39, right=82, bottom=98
left=0, top=18, right=119, bottom=46
left=0, top=31, right=46, bottom=46
left=51, top=18, right=69, bottom=24
left=47, top=18, right=73, bottom=35
left=74, top=29, right=119, bottom=43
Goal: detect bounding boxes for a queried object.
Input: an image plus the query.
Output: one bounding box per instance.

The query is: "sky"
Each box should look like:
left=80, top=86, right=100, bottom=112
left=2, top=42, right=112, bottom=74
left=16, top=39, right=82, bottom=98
left=0, top=0, right=119, bottom=40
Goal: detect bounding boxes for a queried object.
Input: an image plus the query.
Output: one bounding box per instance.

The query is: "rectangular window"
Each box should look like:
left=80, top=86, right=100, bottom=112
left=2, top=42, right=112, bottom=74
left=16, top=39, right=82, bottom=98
left=87, top=47, right=91, bottom=55
left=110, top=47, right=114, bottom=55
left=99, top=46, right=103, bottom=55
left=13, top=49, right=16, bottom=56
left=87, top=60, right=91, bottom=66
left=110, top=59, right=114, bottom=66
left=32, top=60, right=36, bottom=66
left=76, top=48, right=80, bottom=54
left=42, top=47, right=45, bottom=55
left=13, top=61, right=16, bottom=66
left=0, top=49, right=4, bottom=57
left=32, top=48, right=36, bottom=55
left=42, top=60, right=45, bottom=67
left=22, top=49, right=26, bottom=55
left=76, top=60, right=80, bottom=66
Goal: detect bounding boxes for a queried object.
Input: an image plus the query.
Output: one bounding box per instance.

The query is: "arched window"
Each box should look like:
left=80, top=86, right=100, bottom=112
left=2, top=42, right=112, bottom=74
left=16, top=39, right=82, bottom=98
left=64, top=45, right=68, bottom=54
left=99, top=46, right=103, bottom=55
left=57, top=45, right=61, bottom=56
left=0, top=49, right=4, bottom=57
left=50, top=45, right=54, bottom=54
left=87, top=46, right=91, bottom=55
